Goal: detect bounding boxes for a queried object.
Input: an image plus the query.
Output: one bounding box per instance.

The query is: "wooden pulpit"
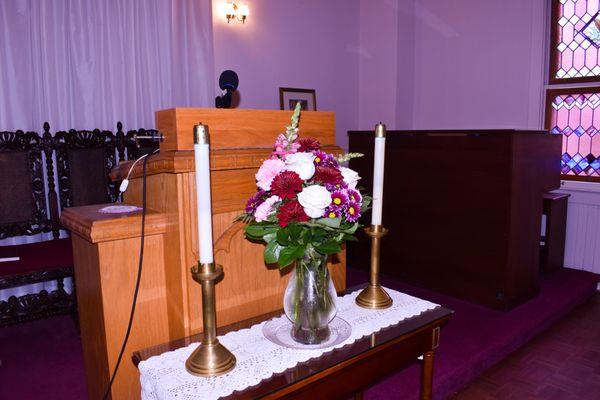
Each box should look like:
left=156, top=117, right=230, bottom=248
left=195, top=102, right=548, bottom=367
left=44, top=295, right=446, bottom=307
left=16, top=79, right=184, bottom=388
left=61, top=108, right=346, bottom=400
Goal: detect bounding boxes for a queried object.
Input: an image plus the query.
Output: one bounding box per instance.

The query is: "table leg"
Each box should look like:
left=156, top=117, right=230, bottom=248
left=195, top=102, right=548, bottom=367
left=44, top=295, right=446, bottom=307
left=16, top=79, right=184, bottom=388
left=420, top=351, right=435, bottom=400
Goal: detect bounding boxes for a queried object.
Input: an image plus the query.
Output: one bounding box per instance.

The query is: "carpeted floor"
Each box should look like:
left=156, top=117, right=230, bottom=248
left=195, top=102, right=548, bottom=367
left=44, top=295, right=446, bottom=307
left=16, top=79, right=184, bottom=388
left=0, top=267, right=598, bottom=400
left=452, top=294, right=600, bottom=399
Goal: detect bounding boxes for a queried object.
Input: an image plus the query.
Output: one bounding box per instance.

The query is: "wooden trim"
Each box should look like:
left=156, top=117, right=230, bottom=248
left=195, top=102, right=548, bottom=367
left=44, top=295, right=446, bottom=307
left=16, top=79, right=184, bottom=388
left=548, top=0, right=560, bottom=85
left=560, top=174, right=600, bottom=183
left=279, top=87, right=317, bottom=111
left=109, top=145, right=344, bottom=181
left=60, top=204, right=171, bottom=243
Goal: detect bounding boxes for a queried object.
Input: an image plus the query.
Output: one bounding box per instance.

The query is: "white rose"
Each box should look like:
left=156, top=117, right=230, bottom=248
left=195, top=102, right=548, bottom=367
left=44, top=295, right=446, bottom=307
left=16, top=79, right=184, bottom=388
left=285, top=152, right=316, bottom=180
left=297, top=185, right=332, bottom=218
left=340, top=167, right=360, bottom=189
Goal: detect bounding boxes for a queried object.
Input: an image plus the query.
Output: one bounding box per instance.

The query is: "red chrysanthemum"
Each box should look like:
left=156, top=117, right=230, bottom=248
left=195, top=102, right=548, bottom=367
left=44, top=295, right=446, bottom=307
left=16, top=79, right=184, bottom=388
left=271, top=171, right=304, bottom=200
left=297, top=137, right=321, bottom=152
left=313, top=165, right=343, bottom=185
left=278, top=200, right=309, bottom=227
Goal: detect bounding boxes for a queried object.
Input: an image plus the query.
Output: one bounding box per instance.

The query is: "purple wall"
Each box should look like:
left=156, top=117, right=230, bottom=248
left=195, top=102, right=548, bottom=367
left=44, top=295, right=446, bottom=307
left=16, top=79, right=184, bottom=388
left=358, top=0, right=416, bottom=131
left=212, top=0, right=548, bottom=144
left=412, top=0, right=547, bottom=130
left=211, top=0, right=360, bottom=149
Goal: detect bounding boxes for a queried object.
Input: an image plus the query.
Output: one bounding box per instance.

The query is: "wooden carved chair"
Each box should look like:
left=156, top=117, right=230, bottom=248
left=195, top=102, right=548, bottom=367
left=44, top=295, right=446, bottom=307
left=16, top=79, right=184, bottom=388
left=54, top=128, right=118, bottom=207
left=0, top=127, right=75, bottom=327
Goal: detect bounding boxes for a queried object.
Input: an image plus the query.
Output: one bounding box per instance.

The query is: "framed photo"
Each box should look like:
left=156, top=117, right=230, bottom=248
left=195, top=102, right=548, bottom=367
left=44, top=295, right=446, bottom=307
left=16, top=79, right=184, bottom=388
left=279, top=87, right=317, bottom=111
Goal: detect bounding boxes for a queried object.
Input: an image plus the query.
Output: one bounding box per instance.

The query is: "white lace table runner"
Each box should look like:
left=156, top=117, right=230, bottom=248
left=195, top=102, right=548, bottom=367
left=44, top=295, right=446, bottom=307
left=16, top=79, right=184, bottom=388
left=139, top=288, right=439, bottom=400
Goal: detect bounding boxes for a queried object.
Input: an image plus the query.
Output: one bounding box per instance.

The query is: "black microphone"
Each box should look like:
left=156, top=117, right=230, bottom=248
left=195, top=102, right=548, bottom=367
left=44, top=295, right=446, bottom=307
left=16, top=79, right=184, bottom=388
left=215, top=70, right=239, bottom=108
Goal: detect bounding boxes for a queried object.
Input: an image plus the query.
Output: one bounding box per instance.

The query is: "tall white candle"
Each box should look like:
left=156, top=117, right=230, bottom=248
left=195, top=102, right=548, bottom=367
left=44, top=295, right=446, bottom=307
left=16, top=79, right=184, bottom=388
left=194, top=124, right=214, bottom=264
left=371, top=123, right=386, bottom=226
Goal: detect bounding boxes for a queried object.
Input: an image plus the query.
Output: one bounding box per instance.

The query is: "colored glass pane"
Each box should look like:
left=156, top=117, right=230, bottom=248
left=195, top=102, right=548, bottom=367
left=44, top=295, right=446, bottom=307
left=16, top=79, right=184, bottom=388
left=549, top=92, right=600, bottom=177
left=554, top=0, right=600, bottom=80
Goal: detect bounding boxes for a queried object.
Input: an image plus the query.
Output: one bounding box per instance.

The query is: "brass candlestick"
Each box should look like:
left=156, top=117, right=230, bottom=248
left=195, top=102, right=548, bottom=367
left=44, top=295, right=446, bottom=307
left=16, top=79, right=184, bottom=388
left=185, top=262, right=236, bottom=376
left=355, top=225, right=393, bottom=309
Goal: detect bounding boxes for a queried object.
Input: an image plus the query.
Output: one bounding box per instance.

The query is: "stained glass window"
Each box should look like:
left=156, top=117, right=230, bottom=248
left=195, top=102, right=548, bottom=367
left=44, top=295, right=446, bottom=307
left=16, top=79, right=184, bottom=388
left=552, top=0, right=600, bottom=82
left=548, top=91, right=600, bottom=178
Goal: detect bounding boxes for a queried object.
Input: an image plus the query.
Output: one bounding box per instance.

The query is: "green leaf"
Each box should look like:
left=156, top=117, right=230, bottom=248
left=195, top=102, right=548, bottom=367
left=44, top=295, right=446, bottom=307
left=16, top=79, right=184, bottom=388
left=288, top=223, right=302, bottom=240
left=264, top=241, right=283, bottom=264
left=315, top=217, right=341, bottom=228
left=343, top=234, right=358, bottom=241
left=340, top=222, right=359, bottom=234
left=278, top=245, right=306, bottom=268
left=245, top=225, right=266, bottom=239
left=361, top=195, right=372, bottom=213
left=315, top=240, right=342, bottom=255
left=276, top=227, right=291, bottom=246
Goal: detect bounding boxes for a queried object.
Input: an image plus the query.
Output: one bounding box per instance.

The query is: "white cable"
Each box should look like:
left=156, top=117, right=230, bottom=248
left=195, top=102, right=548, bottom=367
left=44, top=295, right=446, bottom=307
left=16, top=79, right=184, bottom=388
left=119, top=149, right=160, bottom=196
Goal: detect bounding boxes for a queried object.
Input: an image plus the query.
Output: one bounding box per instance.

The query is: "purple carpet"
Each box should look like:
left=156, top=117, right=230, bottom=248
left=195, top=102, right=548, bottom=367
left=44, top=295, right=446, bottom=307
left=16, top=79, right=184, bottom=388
left=0, top=267, right=597, bottom=400
left=346, top=267, right=600, bottom=400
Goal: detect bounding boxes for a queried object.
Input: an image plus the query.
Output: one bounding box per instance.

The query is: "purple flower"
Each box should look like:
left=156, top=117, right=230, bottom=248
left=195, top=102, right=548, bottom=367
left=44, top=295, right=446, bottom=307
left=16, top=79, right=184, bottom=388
left=345, top=201, right=361, bottom=222
left=313, top=150, right=338, bottom=168
left=324, top=205, right=342, bottom=219
left=330, top=190, right=348, bottom=207
left=245, top=190, right=266, bottom=214
left=347, top=188, right=362, bottom=204
left=325, top=182, right=348, bottom=192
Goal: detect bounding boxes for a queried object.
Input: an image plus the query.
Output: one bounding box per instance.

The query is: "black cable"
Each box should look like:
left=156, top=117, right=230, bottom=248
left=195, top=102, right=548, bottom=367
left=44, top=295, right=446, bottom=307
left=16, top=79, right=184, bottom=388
left=103, top=154, right=150, bottom=400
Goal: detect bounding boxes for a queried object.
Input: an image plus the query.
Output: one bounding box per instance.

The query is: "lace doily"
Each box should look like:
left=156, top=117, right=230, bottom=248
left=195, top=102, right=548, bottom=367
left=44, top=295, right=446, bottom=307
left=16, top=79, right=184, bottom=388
left=139, top=288, right=439, bottom=400
left=98, top=205, right=141, bottom=214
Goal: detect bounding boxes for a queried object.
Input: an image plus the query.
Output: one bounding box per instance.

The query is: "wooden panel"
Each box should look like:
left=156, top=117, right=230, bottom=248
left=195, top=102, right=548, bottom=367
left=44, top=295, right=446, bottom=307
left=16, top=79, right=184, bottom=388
left=347, top=130, right=560, bottom=310
left=111, top=146, right=343, bottom=216
left=98, top=235, right=169, bottom=400
left=156, top=108, right=335, bottom=152
left=70, top=235, right=110, bottom=400
left=109, top=146, right=343, bottom=180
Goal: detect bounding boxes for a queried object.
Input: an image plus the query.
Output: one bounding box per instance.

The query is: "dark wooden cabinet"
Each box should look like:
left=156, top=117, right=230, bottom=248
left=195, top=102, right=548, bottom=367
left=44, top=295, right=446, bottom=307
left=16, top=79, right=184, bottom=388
left=348, top=130, right=562, bottom=310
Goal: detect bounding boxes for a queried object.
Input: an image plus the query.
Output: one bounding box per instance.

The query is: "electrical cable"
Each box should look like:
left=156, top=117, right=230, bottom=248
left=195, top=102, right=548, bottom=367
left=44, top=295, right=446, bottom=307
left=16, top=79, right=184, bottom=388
left=102, top=153, right=150, bottom=400
left=119, top=149, right=160, bottom=196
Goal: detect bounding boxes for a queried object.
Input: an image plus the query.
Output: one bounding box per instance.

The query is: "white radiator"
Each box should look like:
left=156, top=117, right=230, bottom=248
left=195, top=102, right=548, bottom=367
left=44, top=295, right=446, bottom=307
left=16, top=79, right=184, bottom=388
left=557, top=181, right=600, bottom=277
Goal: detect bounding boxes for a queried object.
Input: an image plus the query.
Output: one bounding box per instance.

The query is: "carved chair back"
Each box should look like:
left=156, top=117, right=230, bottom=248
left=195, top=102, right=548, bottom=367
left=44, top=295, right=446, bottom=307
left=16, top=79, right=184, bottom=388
left=53, top=128, right=118, bottom=208
left=0, top=130, right=56, bottom=240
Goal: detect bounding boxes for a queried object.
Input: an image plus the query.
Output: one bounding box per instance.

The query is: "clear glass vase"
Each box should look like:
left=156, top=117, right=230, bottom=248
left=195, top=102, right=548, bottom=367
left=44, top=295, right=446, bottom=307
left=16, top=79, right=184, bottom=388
left=283, top=247, right=338, bottom=344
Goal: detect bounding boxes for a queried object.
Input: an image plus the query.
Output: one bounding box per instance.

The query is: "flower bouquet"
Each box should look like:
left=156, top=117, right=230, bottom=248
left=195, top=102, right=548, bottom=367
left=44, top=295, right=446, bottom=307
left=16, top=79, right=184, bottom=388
left=239, top=104, right=369, bottom=344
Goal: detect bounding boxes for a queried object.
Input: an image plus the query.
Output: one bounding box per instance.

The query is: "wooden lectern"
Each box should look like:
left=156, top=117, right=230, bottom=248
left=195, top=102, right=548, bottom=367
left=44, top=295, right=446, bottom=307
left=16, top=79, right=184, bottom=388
left=61, top=108, right=346, bottom=400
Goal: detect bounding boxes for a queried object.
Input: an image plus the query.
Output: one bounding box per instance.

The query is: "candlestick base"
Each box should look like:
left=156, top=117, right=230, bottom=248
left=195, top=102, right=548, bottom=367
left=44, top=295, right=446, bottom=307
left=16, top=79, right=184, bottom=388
left=355, top=224, right=393, bottom=309
left=186, top=262, right=236, bottom=377
left=185, top=340, right=236, bottom=377
left=356, top=284, right=393, bottom=309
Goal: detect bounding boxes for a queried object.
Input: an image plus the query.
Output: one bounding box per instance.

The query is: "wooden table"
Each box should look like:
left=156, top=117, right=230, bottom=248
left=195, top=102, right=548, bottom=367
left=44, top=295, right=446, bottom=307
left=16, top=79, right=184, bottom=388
left=133, top=286, right=453, bottom=400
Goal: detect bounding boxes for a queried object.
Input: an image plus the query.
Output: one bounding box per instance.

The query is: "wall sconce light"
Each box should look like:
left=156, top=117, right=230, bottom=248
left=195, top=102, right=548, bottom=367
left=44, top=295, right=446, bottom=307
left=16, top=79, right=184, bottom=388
left=225, top=2, right=249, bottom=24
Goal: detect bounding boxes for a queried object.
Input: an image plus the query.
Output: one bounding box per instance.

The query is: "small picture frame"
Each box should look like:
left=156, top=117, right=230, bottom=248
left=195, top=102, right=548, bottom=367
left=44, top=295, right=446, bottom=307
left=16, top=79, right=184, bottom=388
left=279, top=87, right=317, bottom=111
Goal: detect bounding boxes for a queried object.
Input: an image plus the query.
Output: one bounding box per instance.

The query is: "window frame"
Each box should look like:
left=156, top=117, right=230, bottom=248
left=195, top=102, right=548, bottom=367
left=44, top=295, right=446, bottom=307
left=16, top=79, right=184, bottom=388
left=546, top=0, right=600, bottom=182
